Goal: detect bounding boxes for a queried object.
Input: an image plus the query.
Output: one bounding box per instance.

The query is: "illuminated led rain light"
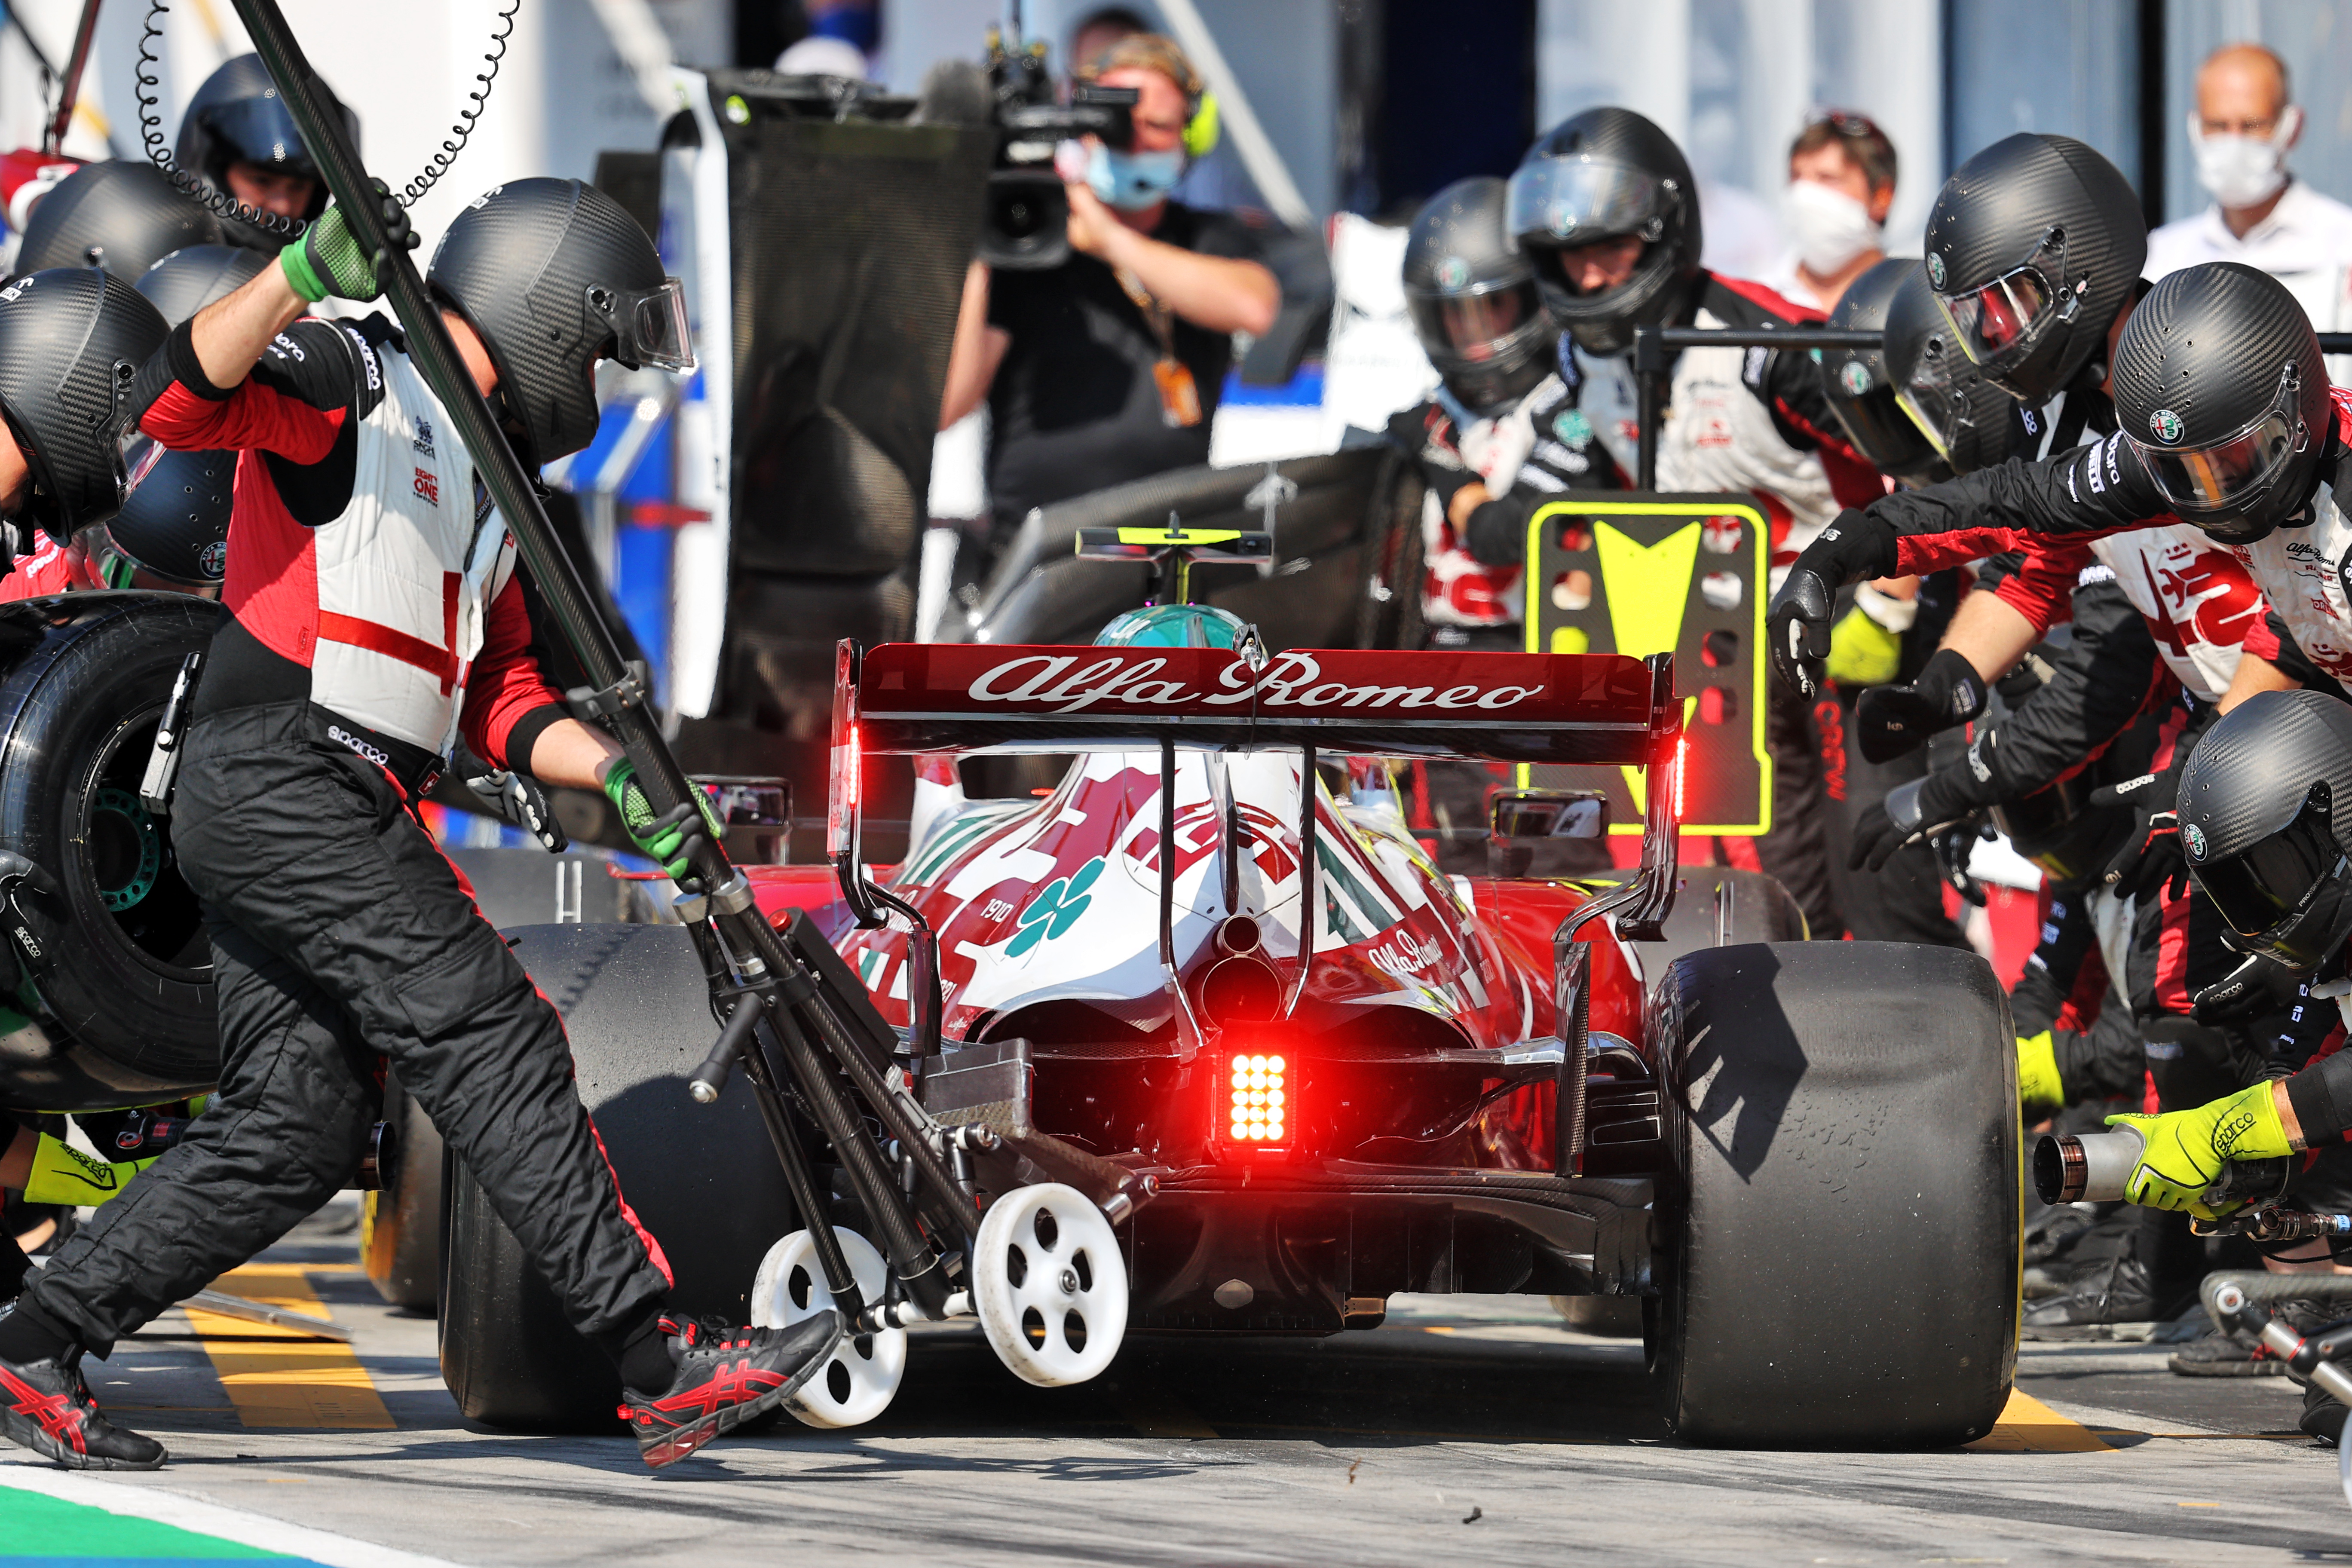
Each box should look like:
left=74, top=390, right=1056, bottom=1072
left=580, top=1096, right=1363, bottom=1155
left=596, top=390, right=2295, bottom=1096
left=1224, top=1052, right=1290, bottom=1145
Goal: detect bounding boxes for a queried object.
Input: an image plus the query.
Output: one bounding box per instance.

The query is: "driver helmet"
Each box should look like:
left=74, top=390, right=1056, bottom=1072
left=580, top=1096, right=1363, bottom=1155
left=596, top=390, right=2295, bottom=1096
left=1094, top=603, right=1247, bottom=648
left=11, top=160, right=225, bottom=281
left=1816, top=257, right=1943, bottom=484
left=1922, top=133, right=2146, bottom=404
left=1505, top=107, right=1702, bottom=360
left=173, top=53, right=359, bottom=241
left=2111, top=261, right=2332, bottom=545
left=2179, top=689, right=2352, bottom=973
left=0, top=268, right=171, bottom=542
left=86, top=439, right=233, bottom=593
left=1402, top=177, right=1555, bottom=413
left=429, top=178, right=693, bottom=469
left=1883, top=266, right=2028, bottom=480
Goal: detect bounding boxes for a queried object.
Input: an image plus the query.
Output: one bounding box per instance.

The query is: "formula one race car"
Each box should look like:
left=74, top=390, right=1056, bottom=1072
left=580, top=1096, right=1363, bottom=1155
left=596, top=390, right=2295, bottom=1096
left=442, top=533, right=2021, bottom=1446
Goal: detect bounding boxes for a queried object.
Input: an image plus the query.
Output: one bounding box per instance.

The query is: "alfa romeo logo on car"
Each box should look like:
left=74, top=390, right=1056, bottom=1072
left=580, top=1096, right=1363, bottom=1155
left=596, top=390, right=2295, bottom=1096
left=2182, top=821, right=2208, bottom=860
left=2149, top=408, right=2185, bottom=444
left=1926, top=253, right=1946, bottom=289
left=1436, top=255, right=1472, bottom=292
left=1839, top=362, right=1873, bottom=396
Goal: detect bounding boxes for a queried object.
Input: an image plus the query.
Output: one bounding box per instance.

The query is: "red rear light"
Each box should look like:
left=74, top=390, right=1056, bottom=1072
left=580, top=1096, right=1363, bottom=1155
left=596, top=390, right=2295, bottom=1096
left=1672, top=734, right=1687, bottom=821
left=1223, top=1051, right=1292, bottom=1149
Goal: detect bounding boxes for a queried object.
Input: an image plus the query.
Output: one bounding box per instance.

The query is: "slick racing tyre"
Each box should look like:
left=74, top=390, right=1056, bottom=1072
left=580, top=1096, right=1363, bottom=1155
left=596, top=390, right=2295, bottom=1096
left=0, top=594, right=222, bottom=1106
left=1648, top=941, right=2017, bottom=1446
left=438, top=923, right=800, bottom=1428
left=361, top=1072, right=442, bottom=1314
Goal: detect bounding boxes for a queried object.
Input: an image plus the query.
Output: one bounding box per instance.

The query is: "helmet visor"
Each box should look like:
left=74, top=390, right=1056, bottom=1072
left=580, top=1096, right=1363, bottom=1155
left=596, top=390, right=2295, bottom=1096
left=2128, top=366, right=2308, bottom=517
left=594, top=279, right=695, bottom=374
left=1895, top=343, right=1988, bottom=464
left=1505, top=156, right=1666, bottom=251
left=1823, top=355, right=1937, bottom=475
left=1934, top=228, right=2072, bottom=377
left=2192, top=784, right=2347, bottom=966
left=204, top=95, right=314, bottom=175
left=1406, top=279, right=1543, bottom=363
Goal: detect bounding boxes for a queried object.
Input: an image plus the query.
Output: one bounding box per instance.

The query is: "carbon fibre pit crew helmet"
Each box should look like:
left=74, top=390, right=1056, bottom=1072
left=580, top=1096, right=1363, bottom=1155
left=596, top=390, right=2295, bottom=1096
left=1506, top=107, right=1701, bottom=359
left=1884, top=266, right=2024, bottom=479
left=1094, top=602, right=1248, bottom=649
left=133, top=244, right=270, bottom=328
left=1923, top=133, right=2147, bottom=404
left=0, top=268, right=170, bottom=542
left=2111, top=262, right=2333, bottom=546
left=85, top=440, right=232, bottom=591
left=428, top=178, right=694, bottom=469
left=174, top=54, right=358, bottom=233
left=1816, top=257, right=1942, bottom=483
left=11, top=160, right=225, bottom=281
left=2178, top=689, right=2352, bottom=973
left=1403, top=177, right=1555, bottom=412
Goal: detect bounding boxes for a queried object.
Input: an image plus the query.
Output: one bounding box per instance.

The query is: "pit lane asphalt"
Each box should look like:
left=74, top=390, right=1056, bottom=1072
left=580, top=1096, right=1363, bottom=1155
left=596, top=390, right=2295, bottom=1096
left=7, top=1200, right=2350, bottom=1568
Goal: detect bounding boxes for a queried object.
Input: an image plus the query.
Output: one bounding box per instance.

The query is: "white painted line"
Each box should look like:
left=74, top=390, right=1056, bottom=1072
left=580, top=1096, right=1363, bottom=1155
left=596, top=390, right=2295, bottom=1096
left=0, top=1461, right=469, bottom=1568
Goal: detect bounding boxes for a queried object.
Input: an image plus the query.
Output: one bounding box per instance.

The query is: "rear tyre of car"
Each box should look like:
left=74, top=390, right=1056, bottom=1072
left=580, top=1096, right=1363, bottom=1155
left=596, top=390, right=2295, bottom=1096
left=1648, top=941, right=2017, bottom=1447
left=439, top=924, right=800, bottom=1428
left=361, top=1073, right=442, bottom=1313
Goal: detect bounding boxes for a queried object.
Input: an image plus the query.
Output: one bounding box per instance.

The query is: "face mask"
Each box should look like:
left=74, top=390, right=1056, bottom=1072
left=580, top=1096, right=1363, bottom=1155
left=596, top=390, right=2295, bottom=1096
left=1785, top=179, right=1883, bottom=276
left=1086, top=144, right=1185, bottom=212
left=2190, top=106, right=2300, bottom=210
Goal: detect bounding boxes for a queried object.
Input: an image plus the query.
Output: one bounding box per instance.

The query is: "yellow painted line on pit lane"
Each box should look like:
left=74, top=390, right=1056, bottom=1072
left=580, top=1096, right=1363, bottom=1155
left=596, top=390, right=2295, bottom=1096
left=1963, top=1390, right=2110, bottom=1452
left=183, top=1263, right=393, bottom=1430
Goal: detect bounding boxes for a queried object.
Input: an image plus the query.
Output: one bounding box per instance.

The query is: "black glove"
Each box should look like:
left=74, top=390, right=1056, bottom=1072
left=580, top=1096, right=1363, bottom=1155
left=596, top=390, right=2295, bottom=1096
left=1767, top=510, right=1902, bottom=698
left=1932, top=822, right=1992, bottom=907
left=1847, top=774, right=1977, bottom=873
left=2090, top=763, right=2187, bottom=903
left=466, top=766, right=570, bottom=854
left=2191, top=951, right=2297, bottom=1025
left=1852, top=648, right=1989, bottom=765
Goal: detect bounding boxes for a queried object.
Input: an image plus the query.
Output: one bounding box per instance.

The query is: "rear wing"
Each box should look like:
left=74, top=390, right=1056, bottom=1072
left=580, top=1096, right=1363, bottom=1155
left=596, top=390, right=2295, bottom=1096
left=827, top=641, right=1683, bottom=943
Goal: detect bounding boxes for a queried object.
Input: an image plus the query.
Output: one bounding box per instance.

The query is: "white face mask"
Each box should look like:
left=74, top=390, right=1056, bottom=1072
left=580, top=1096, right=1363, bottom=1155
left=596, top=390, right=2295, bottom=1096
left=2189, top=104, right=2301, bottom=211
left=1785, top=179, right=1883, bottom=277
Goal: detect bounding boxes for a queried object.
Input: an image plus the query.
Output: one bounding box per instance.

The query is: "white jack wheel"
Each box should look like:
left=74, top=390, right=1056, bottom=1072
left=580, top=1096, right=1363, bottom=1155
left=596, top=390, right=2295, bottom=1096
left=748, top=1228, right=906, bottom=1429
left=971, top=1182, right=1127, bottom=1387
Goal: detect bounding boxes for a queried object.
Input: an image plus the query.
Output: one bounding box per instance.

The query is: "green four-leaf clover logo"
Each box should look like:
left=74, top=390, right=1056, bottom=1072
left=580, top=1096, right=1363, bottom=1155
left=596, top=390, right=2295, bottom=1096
left=1006, top=858, right=1105, bottom=957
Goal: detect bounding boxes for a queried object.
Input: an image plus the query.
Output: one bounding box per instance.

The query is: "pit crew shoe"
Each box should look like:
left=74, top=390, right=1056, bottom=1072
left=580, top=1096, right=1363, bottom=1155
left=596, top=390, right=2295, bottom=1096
left=620, top=1310, right=844, bottom=1468
left=2169, top=1298, right=2331, bottom=1377
left=0, top=1345, right=166, bottom=1469
left=2019, top=1253, right=2198, bottom=1339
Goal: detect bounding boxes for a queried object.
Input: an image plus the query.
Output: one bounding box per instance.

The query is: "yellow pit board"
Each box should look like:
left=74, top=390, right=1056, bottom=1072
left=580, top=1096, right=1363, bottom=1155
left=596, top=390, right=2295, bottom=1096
left=1522, top=494, right=1769, bottom=836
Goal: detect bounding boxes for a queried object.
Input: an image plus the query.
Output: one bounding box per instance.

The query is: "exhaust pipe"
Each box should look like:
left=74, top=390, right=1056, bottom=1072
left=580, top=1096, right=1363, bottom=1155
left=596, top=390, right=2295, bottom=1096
left=2034, top=1126, right=2293, bottom=1208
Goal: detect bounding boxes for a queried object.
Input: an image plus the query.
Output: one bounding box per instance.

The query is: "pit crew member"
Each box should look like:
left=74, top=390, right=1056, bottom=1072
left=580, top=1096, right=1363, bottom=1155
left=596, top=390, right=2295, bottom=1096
left=0, top=180, right=839, bottom=1472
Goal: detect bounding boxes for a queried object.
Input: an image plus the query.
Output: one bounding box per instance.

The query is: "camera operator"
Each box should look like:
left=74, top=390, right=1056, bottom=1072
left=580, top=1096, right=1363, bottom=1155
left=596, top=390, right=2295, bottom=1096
left=938, top=33, right=1278, bottom=551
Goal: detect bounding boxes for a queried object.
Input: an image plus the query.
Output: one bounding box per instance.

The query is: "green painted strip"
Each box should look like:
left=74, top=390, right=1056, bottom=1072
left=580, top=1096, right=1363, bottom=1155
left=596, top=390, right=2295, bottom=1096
left=2, top=1489, right=294, bottom=1561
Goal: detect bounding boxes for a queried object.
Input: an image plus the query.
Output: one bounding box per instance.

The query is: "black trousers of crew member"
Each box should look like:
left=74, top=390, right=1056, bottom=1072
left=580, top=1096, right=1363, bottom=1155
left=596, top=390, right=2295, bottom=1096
left=1753, top=676, right=1844, bottom=940
left=24, top=703, right=671, bottom=1355
left=1817, top=686, right=1972, bottom=948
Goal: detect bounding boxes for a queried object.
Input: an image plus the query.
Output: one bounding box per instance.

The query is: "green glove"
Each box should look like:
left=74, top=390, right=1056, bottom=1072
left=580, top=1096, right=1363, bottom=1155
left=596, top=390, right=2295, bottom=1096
left=1824, top=603, right=1903, bottom=688
left=2106, top=1081, right=2294, bottom=1219
left=21, top=1132, right=155, bottom=1207
left=2017, top=1030, right=2065, bottom=1117
left=603, top=759, right=724, bottom=879
left=278, top=180, right=413, bottom=304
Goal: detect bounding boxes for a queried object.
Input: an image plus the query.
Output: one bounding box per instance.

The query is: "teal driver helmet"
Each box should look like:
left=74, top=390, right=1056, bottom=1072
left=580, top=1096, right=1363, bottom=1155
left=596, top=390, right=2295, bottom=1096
left=1093, top=603, right=1249, bottom=649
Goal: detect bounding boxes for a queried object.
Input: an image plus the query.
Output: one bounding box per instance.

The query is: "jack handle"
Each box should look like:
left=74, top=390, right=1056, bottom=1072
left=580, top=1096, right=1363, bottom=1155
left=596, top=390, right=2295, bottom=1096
left=688, top=992, right=765, bottom=1104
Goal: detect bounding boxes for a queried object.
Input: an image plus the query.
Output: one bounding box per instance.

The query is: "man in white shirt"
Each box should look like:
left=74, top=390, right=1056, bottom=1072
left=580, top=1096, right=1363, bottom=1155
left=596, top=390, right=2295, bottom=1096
left=1755, top=112, right=1898, bottom=314
left=2147, top=42, right=2352, bottom=378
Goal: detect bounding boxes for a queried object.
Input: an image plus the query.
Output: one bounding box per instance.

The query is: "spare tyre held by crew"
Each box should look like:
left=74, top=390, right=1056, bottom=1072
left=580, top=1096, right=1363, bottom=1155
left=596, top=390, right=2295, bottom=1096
left=937, top=32, right=1280, bottom=555
left=0, top=181, right=842, bottom=1474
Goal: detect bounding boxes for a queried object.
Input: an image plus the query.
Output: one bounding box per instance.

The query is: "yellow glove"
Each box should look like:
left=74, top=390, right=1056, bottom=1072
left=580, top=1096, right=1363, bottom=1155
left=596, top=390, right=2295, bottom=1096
left=2017, top=1030, right=2065, bottom=1116
left=20, top=1133, right=156, bottom=1207
left=2105, top=1081, right=2294, bottom=1219
left=1824, top=598, right=1905, bottom=688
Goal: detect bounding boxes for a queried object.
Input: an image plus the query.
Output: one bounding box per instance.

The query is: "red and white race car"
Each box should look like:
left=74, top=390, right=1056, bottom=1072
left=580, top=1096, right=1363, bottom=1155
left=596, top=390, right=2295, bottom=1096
left=440, top=601, right=2019, bottom=1447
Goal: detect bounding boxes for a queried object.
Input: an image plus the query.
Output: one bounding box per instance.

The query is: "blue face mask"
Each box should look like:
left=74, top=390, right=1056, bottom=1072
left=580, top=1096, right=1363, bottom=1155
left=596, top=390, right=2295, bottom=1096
left=1085, top=144, right=1184, bottom=212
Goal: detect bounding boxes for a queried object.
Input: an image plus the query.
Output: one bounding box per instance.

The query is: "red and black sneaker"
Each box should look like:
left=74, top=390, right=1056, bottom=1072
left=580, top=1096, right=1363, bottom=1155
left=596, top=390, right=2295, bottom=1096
left=619, top=1309, right=843, bottom=1468
left=0, top=1345, right=166, bottom=1470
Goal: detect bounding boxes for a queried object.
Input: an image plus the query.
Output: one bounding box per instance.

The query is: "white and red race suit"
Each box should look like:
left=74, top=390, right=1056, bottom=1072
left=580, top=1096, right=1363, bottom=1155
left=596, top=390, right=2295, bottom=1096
left=132, top=312, right=564, bottom=775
